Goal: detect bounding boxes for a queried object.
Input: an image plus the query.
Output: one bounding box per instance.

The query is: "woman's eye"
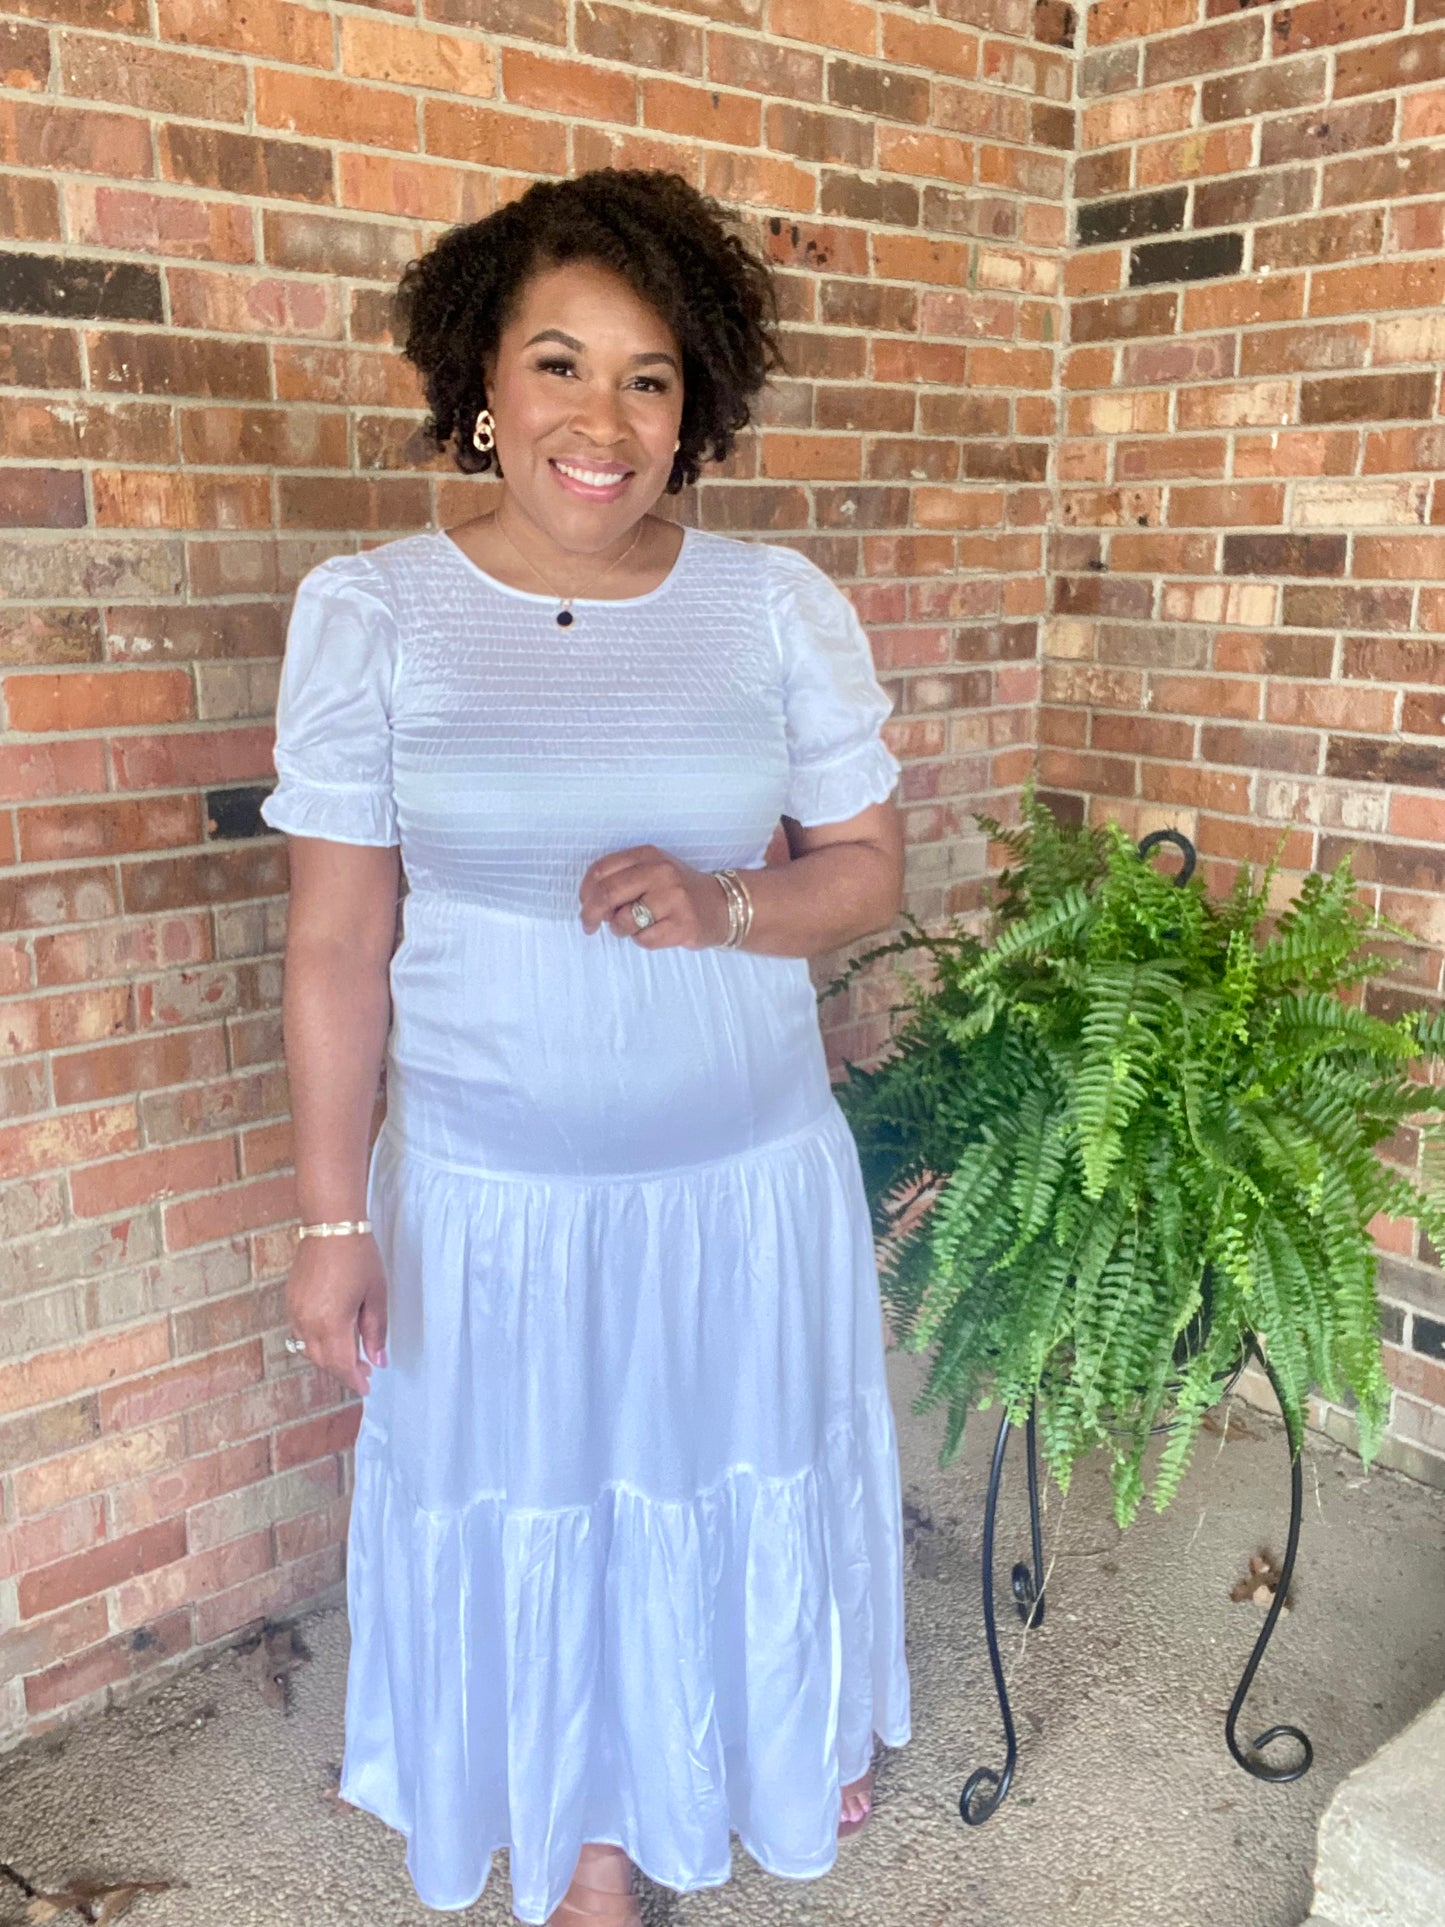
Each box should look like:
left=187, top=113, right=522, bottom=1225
left=536, top=358, right=576, bottom=376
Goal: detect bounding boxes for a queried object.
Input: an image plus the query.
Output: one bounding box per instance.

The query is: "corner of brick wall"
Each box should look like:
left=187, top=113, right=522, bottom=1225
left=1048, top=0, right=1445, bottom=1483
left=0, top=0, right=1072, bottom=1744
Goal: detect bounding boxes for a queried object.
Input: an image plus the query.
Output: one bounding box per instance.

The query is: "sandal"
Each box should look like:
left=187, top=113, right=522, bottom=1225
left=549, top=1842, right=642, bottom=1925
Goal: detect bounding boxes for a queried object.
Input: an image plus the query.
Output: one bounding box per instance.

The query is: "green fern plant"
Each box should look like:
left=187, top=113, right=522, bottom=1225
left=828, top=789, right=1445, bottom=1527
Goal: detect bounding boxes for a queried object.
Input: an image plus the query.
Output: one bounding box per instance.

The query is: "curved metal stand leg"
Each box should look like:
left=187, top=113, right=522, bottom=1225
left=1011, top=1409, right=1046, bottom=1632
left=1225, top=1352, right=1313, bottom=1783
left=961, top=1405, right=1047, bottom=1826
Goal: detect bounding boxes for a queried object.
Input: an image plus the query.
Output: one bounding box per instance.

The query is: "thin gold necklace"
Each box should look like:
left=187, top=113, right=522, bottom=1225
left=489, top=511, right=646, bottom=628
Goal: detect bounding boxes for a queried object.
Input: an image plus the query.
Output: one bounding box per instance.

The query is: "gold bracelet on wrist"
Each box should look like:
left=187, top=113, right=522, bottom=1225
left=295, top=1219, right=372, bottom=1240
left=711, top=869, right=755, bottom=949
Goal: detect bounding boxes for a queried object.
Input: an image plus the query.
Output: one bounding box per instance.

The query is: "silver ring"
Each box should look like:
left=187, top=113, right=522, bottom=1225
left=283, top=1335, right=308, bottom=1354
left=630, top=900, right=655, bottom=930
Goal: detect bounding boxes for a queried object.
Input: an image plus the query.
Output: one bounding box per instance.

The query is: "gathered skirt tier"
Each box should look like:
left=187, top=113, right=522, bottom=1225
left=336, top=898, right=912, bottom=1920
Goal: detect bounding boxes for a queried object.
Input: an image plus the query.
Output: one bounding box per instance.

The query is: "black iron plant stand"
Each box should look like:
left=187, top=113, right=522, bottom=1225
left=959, top=830, right=1314, bottom=1829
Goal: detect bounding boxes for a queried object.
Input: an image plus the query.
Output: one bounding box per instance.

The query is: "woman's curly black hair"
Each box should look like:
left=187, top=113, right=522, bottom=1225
left=393, top=169, right=783, bottom=494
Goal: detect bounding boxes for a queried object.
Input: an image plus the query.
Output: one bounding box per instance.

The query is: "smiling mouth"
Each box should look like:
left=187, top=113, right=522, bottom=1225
left=550, top=457, right=634, bottom=490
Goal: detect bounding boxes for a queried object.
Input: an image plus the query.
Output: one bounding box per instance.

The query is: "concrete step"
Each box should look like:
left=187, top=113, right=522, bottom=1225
left=1309, top=1691, right=1445, bottom=1927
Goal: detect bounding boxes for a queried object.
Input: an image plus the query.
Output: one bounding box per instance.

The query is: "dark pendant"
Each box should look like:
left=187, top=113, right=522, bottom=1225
left=556, top=608, right=574, bottom=627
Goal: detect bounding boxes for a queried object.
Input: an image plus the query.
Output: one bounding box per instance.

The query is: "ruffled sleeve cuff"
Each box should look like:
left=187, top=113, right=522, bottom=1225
left=260, top=775, right=399, bottom=848
left=261, top=552, right=402, bottom=849
left=783, top=733, right=902, bottom=828
left=764, top=542, right=902, bottom=828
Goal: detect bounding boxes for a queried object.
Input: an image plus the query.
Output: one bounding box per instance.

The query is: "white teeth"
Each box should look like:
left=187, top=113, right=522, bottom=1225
left=554, top=460, right=627, bottom=486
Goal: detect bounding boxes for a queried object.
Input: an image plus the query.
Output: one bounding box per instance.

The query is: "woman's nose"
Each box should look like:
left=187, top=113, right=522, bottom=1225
left=568, top=386, right=627, bottom=444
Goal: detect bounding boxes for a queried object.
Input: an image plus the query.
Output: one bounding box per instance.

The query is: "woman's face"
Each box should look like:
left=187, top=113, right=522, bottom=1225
left=484, top=260, right=685, bottom=551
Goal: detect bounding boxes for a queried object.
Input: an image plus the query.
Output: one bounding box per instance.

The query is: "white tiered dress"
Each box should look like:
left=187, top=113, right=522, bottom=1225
left=260, top=523, right=912, bottom=1922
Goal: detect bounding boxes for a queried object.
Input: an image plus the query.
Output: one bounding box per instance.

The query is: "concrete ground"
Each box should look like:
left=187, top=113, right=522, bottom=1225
left=3, top=1348, right=1445, bottom=1927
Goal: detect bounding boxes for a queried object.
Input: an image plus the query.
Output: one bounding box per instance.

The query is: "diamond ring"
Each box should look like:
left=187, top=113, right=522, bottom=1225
left=630, top=900, right=655, bottom=930
left=283, top=1335, right=308, bottom=1354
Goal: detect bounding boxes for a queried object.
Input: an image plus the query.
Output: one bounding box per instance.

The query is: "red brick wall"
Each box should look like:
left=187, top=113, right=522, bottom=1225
left=1048, top=0, right=1445, bottom=1485
left=0, top=0, right=1068, bottom=1741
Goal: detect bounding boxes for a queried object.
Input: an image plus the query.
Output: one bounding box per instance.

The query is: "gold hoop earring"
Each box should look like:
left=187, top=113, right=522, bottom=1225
left=674, top=438, right=681, bottom=452
left=473, top=408, right=496, bottom=454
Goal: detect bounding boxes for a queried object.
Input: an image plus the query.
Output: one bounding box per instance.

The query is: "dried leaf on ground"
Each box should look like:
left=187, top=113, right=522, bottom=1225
left=1202, top=1406, right=1261, bottom=1442
left=1229, top=1548, right=1292, bottom=1612
left=25, top=1878, right=171, bottom=1923
left=245, top=1620, right=310, bottom=1711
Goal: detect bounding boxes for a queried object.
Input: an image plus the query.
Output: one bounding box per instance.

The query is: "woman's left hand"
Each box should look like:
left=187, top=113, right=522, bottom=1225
left=579, top=845, right=732, bottom=949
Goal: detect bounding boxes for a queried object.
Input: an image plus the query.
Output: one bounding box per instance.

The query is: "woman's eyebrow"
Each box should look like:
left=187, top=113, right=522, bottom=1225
left=523, top=328, right=680, bottom=372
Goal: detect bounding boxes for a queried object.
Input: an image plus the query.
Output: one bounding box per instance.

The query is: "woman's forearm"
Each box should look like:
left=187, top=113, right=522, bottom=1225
left=284, top=938, right=392, bottom=1222
left=737, top=835, right=902, bottom=960
left=279, top=839, right=401, bottom=1223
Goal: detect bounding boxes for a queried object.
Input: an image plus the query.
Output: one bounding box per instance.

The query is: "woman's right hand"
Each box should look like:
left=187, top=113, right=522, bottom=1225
left=285, top=1234, right=389, bottom=1399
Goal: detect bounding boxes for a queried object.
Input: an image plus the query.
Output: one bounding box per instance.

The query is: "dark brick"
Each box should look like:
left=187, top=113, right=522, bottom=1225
left=1325, top=737, right=1445, bottom=789
left=819, top=280, right=917, bottom=332
left=919, top=393, right=1011, bottom=437
left=428, top=0, right=564, bottom=37
left=954, top=623, right=1038, bottom=662
left=1287, top=585, right=1413, bottom=632
left=1273, top=0, right=1406, bottom=56
left=1224, top=535, right=1347, bottom=578
left=1053, top=574, right=1154, bottom=619
left=1324, top=837, right=1445, bottom=895
left=1260, top=97, right=1395, bottom=167
left=121, top=845, right=288, bottom=915
left=1343, top=635, right=1445, bottom=682
left=1300, top=373, right=1436, bottom=425
left=0, top=317, right=84, bottom=385
left=1379, top=1302, right=1407, bottom=1347
left=1071, top=290, right=1178, bottom=344
left=0, top=253, right=162, bottom=323
left=1253, top=209, right=1383, bottom=273
left=820, top=171, right=917, bottom=228
left=922, top=186, right=1020, bottom=240
left=1335, top=24, right=1445, bottom=96
left=767, top=104, right=874, bottom=169
left=1033, top=0, right=1076, bottom=48
left=106, top=602, right=285, bottom=663
left=0, top=1397, right=101, bottom=1476
left=1257, top=633, right=1336, bottom=678
left=1144, top=13, right=1264, bottom=85
left=88, top=332, right=271, bottom=401
left=1075, top=150, right=1131, bottom=201
left=1200, top=724, right=1320, bottom=775
left=1077, top=188, right=1186, bottom=248
left=160, top=125, right=333, bottom=204
left=1402, top=691, right=1445, bottom=735
left=1195, top=169, right=1314, bottom=229
left=961, top=441, right=1049, bottom=483
left=1078, top=44, right=1138, bottom=97
left=205, top=786, right=273, bottom=841
left=575, top=2, right=701, bottom=71
left=0, top=468, right=86, bottom=528
left=827, top=60, right=929, bottom=123
left=1032, top=103, right=1074, bottom=150
left=815, top=486, right=910, bottom=530
left=1323, top=144, right=1445, bottom=210
left=1130, top=231, right=1244, bottom=287
left=1203, top=56, right=1326, bottom=124
left=0, top=19, right=50, bottom=87
left=1416, top=1315, right=1445, bottom=1362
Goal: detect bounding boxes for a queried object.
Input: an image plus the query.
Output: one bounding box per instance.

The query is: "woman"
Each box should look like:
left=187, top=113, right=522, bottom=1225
left=261, top=168, right=912, bottom=1924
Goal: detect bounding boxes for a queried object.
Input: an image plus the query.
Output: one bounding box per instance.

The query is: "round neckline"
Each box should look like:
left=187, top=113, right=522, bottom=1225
left=434, top=521, right=694, bottom=609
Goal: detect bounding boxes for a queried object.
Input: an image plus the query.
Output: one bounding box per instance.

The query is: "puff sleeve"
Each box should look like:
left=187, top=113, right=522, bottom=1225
left=763, top=543, right=902, bottom=827
left=259, top=553, right=400, bottom=848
